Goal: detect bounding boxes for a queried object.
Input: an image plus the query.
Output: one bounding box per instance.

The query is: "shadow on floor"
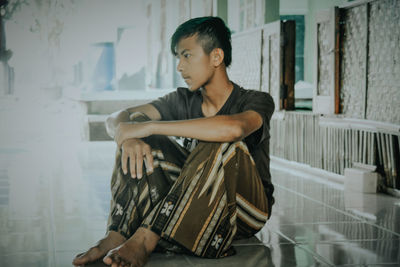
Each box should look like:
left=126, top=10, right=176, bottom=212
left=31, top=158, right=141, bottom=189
left=83, top=244, right=274, bottom=267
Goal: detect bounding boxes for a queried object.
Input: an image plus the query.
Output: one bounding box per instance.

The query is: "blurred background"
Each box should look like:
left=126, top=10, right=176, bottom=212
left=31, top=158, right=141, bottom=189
left=0, top=0, right=316, bottom=103
left=0, top=0, right=399, bottom=266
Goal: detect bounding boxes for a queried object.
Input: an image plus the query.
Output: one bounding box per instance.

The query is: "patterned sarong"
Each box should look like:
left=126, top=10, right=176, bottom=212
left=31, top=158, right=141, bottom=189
left=107, top=117, right=269, bottom=258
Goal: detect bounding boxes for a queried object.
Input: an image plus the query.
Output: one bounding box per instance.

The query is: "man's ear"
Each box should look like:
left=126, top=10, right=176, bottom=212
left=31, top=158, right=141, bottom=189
left=211, top=48, right=224, bottom=67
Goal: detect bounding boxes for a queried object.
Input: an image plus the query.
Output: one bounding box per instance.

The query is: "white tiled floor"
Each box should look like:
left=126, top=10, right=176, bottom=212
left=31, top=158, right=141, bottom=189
left=0, top=100, right=399, bottom=266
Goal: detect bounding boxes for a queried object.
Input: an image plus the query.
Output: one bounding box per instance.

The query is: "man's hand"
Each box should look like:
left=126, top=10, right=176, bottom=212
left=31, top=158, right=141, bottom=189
left=114, top=122, right=153, bottom=148
left=121, top=138, right=154, bottom=179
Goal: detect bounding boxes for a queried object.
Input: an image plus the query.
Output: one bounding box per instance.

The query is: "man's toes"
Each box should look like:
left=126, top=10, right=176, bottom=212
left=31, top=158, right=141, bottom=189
left=72, top=253, right=85, bottom=265
left=104, top=246, right=123, bottom=263
left=119, top=259, right=129, bottom=267
left=73, top=247, right=102, bottom=265
left=73, top=251, right=92, bottom=265
left=103, top=255, right=113, bottom=265
left=111, top=253, right=123, bottom=264
left=103, top=253, right=120, bottom=265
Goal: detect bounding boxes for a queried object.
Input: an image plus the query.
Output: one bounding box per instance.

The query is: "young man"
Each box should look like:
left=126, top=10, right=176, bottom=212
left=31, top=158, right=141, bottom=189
left=73, top=16, right=274, bottom=267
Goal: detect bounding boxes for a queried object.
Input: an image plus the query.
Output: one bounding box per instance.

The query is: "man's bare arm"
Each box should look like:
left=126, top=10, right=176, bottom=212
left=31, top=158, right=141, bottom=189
left=105, top=104, right=161, bottom=138
left=115, top=110, right=263, bottom=146
left=151, top=111, right=262, bottom=141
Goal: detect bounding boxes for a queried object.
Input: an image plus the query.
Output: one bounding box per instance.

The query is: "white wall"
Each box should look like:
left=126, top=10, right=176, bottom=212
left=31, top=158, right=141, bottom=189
left=280, top=0, right=308, bottom=14
left=5, top=0, right=147, bottom=97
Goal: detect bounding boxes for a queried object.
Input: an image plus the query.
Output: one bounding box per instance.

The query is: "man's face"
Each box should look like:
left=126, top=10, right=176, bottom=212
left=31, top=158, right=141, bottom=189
left=175, top=34, right=214, bottom=91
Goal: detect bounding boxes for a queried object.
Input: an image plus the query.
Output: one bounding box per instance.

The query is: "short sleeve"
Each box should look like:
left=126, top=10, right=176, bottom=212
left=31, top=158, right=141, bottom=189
left=150, top=89, right=184, bottom=121
left=242, top=91, right=275, bottom=146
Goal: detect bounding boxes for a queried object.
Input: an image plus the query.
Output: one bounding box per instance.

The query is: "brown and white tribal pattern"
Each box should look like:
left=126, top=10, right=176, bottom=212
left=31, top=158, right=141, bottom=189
left=107, top=135, right=269, bottom=258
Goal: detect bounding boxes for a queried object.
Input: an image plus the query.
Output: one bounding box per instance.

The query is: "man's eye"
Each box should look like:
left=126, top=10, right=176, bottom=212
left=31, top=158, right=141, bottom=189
left=184, top=54, right=190, bottom=58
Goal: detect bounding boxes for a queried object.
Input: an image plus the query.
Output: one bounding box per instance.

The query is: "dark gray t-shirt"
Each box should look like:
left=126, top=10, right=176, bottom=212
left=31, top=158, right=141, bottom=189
left=150, top=82, right=275, bottom=204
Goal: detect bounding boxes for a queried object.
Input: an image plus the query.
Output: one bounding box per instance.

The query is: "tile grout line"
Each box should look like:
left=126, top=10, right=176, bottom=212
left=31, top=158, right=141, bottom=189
left=47, top=170, right=58, bottom=266
left=269, top=228, right=335, bottom=266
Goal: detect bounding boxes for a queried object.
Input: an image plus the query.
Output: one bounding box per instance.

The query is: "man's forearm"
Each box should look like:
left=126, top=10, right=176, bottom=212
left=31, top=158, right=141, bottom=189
left=147, top=111, right=262, bottom=142
left=150, top=117, right=241, bottom=142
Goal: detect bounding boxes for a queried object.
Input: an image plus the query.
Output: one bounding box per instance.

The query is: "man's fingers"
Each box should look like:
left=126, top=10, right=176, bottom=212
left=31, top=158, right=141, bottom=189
left=129, top=154, right=136, bottom=178
left=120, top=139, right=153, bottom=179
left=136, top=152, right=144, bottom=179
left=121, top=149, right=128, bottom=175
left=145, top=150, right=154, bottom=173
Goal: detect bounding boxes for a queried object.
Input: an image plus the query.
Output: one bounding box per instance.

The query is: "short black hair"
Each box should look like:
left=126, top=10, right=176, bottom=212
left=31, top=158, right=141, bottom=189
left=171, top=16, right=232, bottom=67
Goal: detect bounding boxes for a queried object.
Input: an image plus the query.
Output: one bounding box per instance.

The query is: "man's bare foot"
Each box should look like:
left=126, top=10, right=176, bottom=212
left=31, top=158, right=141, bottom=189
left=103, top=227, right=160, bottom=267
left=72, top=231, right=126, bottom=266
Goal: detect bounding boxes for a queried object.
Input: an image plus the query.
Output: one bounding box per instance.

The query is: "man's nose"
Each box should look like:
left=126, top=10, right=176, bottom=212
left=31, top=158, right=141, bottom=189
left=176, top=59, right=183, bottom=72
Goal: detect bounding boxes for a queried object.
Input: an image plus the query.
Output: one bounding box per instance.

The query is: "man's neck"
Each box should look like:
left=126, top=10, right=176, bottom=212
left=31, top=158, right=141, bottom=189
left=201, top=71, right=233, bottom=117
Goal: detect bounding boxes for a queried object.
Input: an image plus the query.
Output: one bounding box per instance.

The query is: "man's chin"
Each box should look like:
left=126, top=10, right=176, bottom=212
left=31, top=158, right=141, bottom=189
left=187, top=84, right=200, bottom=91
